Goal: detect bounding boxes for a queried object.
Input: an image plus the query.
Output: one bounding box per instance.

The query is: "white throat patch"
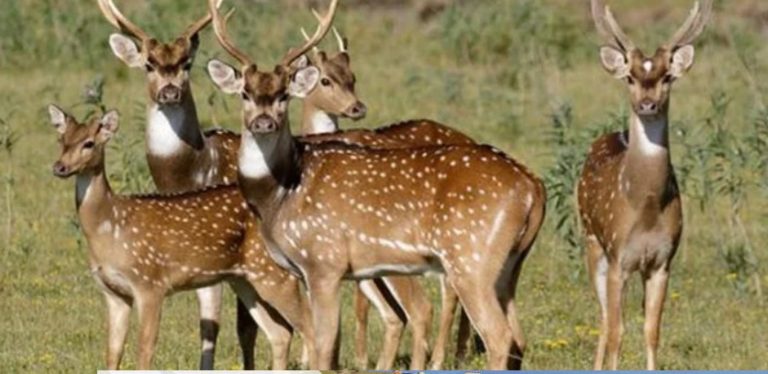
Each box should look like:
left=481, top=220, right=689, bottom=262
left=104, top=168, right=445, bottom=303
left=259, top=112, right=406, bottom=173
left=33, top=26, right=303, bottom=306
left=632, top=115, right=668, bottom=156
left=309, top=111, right=338, bottom=135
left=147, top=105, right=188, bottom=157
left=239, top=130, right=282, bottom=179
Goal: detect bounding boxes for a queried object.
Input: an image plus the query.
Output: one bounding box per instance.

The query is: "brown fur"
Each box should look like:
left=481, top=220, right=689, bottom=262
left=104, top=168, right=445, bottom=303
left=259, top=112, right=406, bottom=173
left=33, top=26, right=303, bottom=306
left=51, top=109, right=313, bottom=370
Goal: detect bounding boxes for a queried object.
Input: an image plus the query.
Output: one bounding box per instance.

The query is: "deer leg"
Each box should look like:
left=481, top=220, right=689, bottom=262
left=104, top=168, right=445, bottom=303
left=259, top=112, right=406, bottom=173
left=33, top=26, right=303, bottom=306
left=428, top=275, right=458, bottom=370
left=103, top=291, right=132, bottom=370
left=236, top=299, right=258, bottom=370
left=229, top=280, right=293, bottom=370
left=353, top=281, right=371, bottom=369
left=455, top=307, right=472, bottom=361
left=308, top=274, right=343, bottom=370
left=586, top=236, right=608, bottom=370
left=605, top=262, right=626, bottom=371
left=250, top=274, right=316, bottom=368
left=358, top=279, right=404, bottom=370
left=195, top=285, right=222, bottom=370
left=135, top=291, right=164, bottom=369
left=451, top=275, right=512, bottom=370
left=391, top=277, right=432, bottom=370
left=643, top=267, right=669, bottom=370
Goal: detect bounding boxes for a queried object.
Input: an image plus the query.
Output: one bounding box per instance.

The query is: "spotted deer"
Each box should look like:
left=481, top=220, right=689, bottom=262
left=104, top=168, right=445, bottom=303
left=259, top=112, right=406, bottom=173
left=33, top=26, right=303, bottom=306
left=581, top=0, right=711, bottom=370
left=205, top=0, right=546, bottom=369
left=297, top=22, right=482, bottom=370
left=96, top=0, right=263, bottom=369
left=49, top=105, right=315, bottom=370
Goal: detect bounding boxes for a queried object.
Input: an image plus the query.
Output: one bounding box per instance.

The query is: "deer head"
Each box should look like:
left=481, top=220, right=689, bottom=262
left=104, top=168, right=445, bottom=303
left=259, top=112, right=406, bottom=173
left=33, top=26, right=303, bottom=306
left=206, top=0, right=338, bottom=134
left=591, top=0, right=712, bottom=118
left=98, top=0, right=221, bottom=105
left=297, top=25, right=366, bottom=120
left=49, top=105, right=119, bottom=178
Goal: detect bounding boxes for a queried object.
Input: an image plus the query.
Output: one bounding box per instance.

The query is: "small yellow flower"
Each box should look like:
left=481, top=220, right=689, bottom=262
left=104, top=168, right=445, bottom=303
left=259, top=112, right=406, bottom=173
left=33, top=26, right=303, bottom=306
left=670, top=291, right=680, bottom=301
left=588, top=328, right=601, bottom=336
left=726, top=273, right=738, bottom=281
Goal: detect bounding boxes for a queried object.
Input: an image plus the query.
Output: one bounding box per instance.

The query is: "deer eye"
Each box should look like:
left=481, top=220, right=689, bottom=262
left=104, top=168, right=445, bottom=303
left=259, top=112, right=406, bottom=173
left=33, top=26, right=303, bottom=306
left=278, top=93, right=289, bottom=102
left=241, top=92, right=251, bottom=101
left=183, top=60, right=193, bottom=71
left=626, top=76, right=635, bottom=85
left=82, top=140, right=95, bottom=149
left=321, top=78, right=331, bottom=87
left=145, top=63, right=155, bottom=73
left=662, top=75, right=673, bottom=84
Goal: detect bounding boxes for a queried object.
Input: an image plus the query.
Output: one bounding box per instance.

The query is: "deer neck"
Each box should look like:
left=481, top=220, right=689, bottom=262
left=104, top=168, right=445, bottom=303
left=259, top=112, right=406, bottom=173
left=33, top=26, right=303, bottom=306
left=301, top=100, right=339, bottom=135
left=75, top=163, right=115, bottom=238
left=238, top=124, right=301, bottom=219
left=146, top=89, right=206, bottom=164
left=622, top=110, right=673, bottom=211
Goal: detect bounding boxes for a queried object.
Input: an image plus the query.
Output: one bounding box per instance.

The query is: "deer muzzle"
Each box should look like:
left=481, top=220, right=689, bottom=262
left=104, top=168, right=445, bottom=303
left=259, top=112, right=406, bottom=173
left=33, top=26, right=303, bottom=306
left=52, top=161, right=73, bottom=178
left=157, top=85, right=182, bottom=105
left=344, top=101, right=367, bottom=120
left=248, top=115, right=278, bottom=134
left=636, top=99, right=659, bottom=116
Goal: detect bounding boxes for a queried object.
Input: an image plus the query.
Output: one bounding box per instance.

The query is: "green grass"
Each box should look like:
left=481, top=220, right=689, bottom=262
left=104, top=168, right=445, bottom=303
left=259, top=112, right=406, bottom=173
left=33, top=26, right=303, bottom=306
left=0, top=0, right=766, bottom=371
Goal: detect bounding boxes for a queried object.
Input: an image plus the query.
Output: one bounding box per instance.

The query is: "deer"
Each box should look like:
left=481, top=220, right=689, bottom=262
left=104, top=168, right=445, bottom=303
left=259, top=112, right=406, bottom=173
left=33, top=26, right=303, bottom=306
left=296, top=21, right=484, bottom=370
left=95, top=0, right=262, bottom=370
left=48, top=105, right=317, bottom=370
left=205, top=0, right=546, bottom=369
left=96, top=0, right=466, bottom=369
left=581, top=0, right=712, bottom=370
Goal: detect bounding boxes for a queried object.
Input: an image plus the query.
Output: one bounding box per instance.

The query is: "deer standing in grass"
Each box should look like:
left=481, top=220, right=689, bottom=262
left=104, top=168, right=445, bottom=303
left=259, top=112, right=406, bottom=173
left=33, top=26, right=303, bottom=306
left=96, top=0, right=257, bottom=369
left=206, top=0, right=546, bottom=369
left=98, top=0, right=465, bottom=368
left=49, top=106, right=315, bottom=370
left=582, top=0, right=711, bottom=370
left=296, top=26, right=480, bottom=370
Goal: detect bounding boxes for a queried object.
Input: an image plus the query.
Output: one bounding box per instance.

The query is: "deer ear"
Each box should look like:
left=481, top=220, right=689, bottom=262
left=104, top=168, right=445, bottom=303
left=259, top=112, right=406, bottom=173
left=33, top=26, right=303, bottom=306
left=336, top=52, right=350, bottom=66
left=288, top=66, right=320, bottom=98
left=48, top=105, right=69, bottom=134
left=207, top=59, right=244, bottom=95
left=97, top=110, right=120, bottom=143
left=670, top=45, right=695, bottom=78
left=600, top=46, right=630, bottom=79
left=109, top=34, right=144, bottom=69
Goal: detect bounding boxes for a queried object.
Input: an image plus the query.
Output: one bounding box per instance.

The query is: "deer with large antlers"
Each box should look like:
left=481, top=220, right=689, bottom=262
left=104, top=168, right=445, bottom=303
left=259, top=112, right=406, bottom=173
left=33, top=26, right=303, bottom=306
left=582, top=0, right=712, bottom=370
left=48, top=106, right=315, bottom=370
left=206, top=0, right=546, bottom=369
left=96, top=0, right=259, bottom=370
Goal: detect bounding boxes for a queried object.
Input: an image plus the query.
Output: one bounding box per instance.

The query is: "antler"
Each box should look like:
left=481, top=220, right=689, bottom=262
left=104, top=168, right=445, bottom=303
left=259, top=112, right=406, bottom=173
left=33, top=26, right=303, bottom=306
left=332, top=27, right=347, bottom=53
left=97, top=0, right=150, bottom=42
left=590, top=0, right=635, bottom=52
left=300, top=27, right=321, bottom=57
left=310, top=7, right=348, bottom=53
left=182, top=0, right=222, bottom=39
left=209, top=0, right=253, bottom=68
left=281, top=0, right=340, bottom=67
left=665, top=0, right=713, bottom=50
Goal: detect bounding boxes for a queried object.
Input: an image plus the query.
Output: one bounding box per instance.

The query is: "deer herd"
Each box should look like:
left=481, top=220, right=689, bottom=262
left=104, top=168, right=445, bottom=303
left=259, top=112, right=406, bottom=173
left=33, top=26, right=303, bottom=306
left=48, top=0, right=712, bottom=370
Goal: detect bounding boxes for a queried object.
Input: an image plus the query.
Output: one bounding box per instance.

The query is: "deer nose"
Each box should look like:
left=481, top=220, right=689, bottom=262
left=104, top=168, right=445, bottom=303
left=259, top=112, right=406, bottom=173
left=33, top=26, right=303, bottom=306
left=157, top=85, right=182, bottom=104
left=249, top=115, right=278, bottom=134
left=346, top=101, right=367, bottom=120
left=638, top=100, right=658, bottom=115
left=52, top=162, right=70, bottom=177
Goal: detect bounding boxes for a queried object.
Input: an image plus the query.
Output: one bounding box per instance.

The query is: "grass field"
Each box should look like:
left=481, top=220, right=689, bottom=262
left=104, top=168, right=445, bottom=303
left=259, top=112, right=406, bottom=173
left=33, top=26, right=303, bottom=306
left=1, top=0, right=767, bottom=371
